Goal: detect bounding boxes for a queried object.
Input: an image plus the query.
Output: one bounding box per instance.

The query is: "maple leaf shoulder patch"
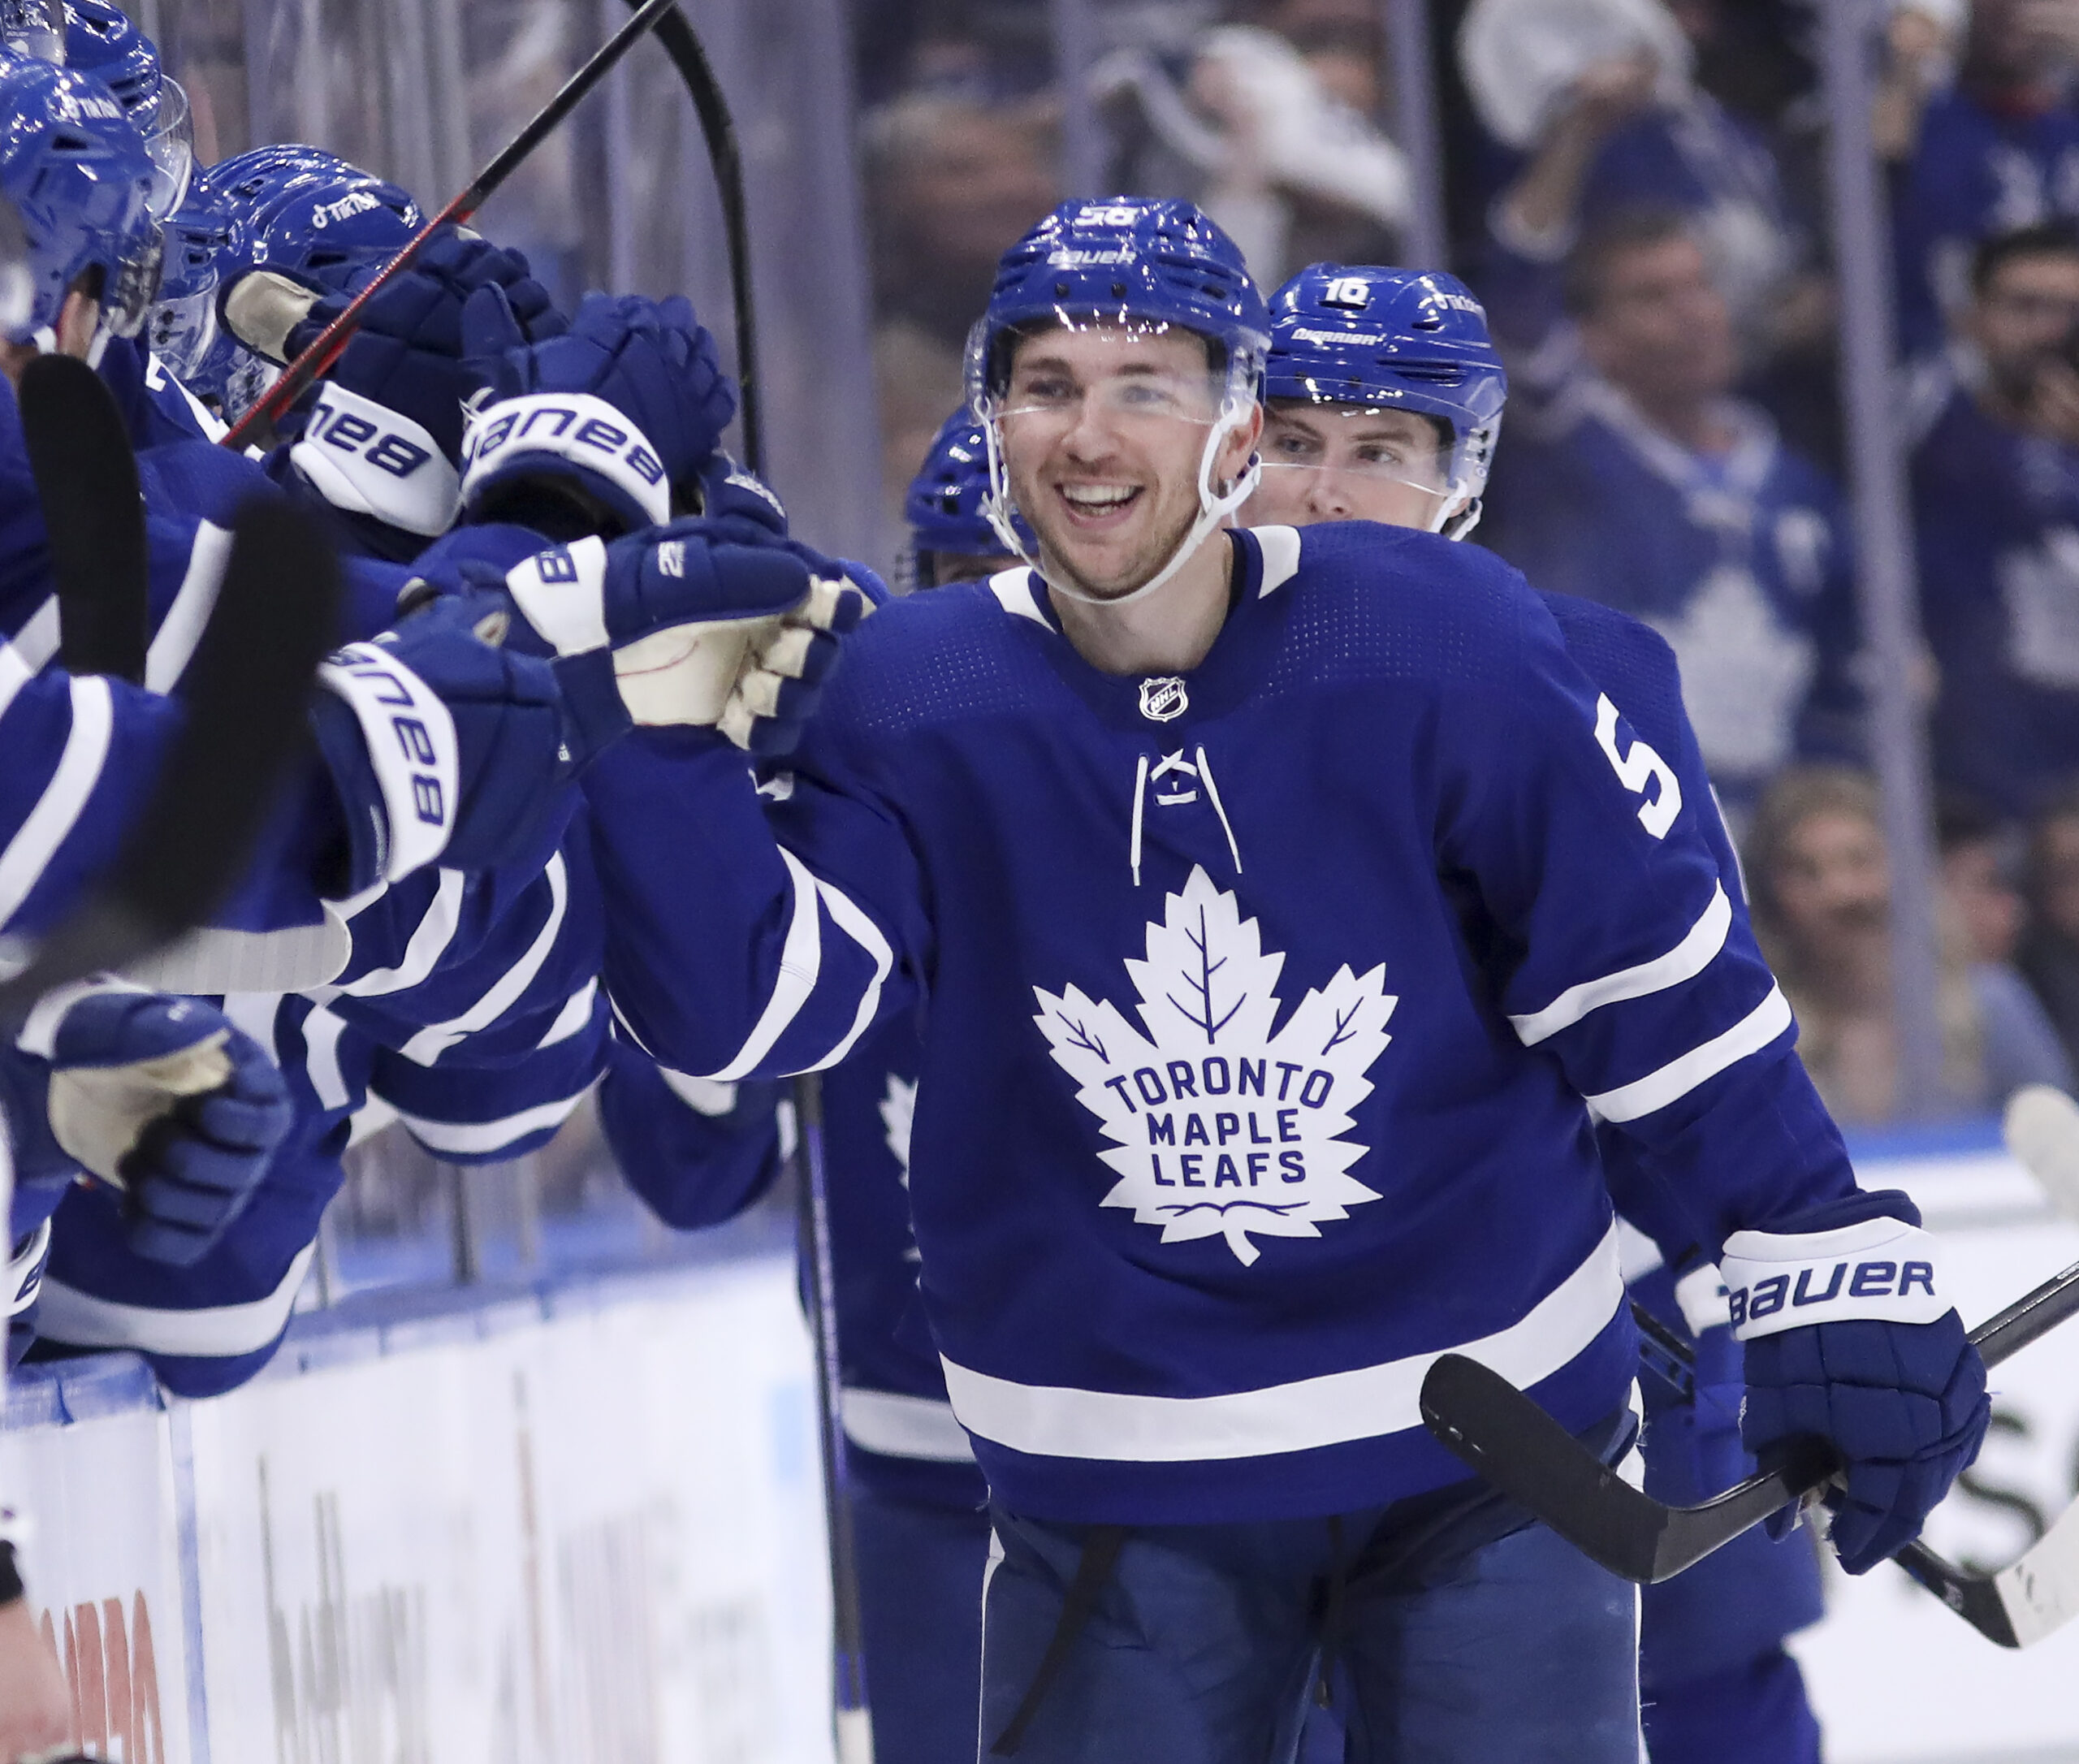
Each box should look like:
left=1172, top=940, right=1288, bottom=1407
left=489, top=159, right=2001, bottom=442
left=1032, top=866, right=1397, bottom=1266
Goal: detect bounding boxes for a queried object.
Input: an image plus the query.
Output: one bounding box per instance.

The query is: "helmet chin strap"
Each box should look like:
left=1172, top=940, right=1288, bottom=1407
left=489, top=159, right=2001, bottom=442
left=983, top=397, right=1262, bottom=612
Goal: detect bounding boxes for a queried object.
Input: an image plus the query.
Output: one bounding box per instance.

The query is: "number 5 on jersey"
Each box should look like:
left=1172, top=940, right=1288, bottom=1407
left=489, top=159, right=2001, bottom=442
left=1593, top=694, right=1681, bottom=838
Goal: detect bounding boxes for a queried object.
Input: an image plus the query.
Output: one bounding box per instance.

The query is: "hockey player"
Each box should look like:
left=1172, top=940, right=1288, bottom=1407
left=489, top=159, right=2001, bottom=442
left=541, top=197, right=1986, bottom=1759
left=1245, top=260, right=1826, bottom=1764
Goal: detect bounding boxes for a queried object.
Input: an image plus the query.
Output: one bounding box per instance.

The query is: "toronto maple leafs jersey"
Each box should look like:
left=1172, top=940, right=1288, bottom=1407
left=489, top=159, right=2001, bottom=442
left=587, top=521, right=1859, bottom=1524
left=1482, top=377, right=1861, bottom=815
left=1894, top=87, right=2079, bottom=358
left=1912, top=384, right=2079, bottom=816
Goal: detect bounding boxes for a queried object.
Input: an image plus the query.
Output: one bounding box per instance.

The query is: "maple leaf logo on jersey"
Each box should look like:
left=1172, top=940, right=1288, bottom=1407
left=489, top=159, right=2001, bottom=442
left=1032, top=867, right=1396, bottom=1266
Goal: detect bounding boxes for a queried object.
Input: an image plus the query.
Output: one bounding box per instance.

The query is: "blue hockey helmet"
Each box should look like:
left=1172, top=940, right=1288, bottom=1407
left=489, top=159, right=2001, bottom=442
left=161, top=145, right=421, bottom=419
left=1264, top=263, right=1506, bottom=534
left=963, top=197, right=1270, bottom=603
left=63, top=2, right=191, bottom=218
left=145, top=166, right=234, bottom=395
left=0, top=52, right=160, bottom=351
left=904, top=408, right=1034, bottom=586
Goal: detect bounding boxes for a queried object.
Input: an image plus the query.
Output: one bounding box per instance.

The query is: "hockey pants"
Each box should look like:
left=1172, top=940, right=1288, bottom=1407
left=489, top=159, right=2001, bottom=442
left=977, top=1499, right=1640, bottom=1763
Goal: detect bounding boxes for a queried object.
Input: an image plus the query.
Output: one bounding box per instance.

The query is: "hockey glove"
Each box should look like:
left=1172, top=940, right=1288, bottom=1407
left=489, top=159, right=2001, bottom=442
left=310, top=591, right=630, bottom=893
left=460, top=288, right=737, bottom=535
left=277, top=230, right=565, bottom=538
left=1731, top=1189, right=1989, bottom=1575
left=497, top=521, right=871, bottom=749
left=30, top=988, right=293, bottom=1267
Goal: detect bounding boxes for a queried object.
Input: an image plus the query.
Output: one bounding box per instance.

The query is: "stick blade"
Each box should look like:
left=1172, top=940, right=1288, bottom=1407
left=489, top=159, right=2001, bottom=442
left=2006, top=1084, right=2079, bottom=1224
left=1420, top=1355, right=1666, bottom=1583
left=1895, top=1541, right=2021, bottom=1648
left=18, top=352, right=149, bottom=682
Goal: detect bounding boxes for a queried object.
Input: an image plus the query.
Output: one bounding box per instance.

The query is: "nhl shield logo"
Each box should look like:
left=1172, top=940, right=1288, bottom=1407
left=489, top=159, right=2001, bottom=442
left=1139, top=677, right=1188, bottom=722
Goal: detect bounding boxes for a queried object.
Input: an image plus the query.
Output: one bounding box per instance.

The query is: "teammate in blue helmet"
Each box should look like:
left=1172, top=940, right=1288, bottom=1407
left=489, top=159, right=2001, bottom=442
left=965, top=197, right=1268, bottom=608
left=0, top=52, right=159, bottom=374
left=1245, top=262, right=1505, bottom=540
left=1246, top=262, right=1829, bottom=1764
left=149, top=144, right=421, bottom=422
left=904, top=409, right=1025, bottom=587
left=63, top=0, right=192, bottom=218
left=0, top=0, right=61, bottom=63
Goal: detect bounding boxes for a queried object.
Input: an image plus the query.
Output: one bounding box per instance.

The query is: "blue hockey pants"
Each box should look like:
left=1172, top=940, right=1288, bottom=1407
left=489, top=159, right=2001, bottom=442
left=977, top=1500, right=1641, bottom=1763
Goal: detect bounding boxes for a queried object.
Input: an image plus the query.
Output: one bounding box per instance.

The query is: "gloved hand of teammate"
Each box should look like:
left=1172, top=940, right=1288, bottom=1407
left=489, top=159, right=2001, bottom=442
left=28, top=988, right=294, bottom=1267
left=459, top=289, right=737, bottom=534
left=1731, top=1190, right=1989, bottom=1575
left=689, top=449, right=791, bottom=546
left=495, top=520, right=870, bottom=750
left=310, top=590, right=630, bottom=891
left=278, top=229, right=564, bottom=537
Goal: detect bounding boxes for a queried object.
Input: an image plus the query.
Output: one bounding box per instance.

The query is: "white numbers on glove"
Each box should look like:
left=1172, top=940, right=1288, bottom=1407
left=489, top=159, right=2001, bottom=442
left=1593, top=694, right=1681, bottom=840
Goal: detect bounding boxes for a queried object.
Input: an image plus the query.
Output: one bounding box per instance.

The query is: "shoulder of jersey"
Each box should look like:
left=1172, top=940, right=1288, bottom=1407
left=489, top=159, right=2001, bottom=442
left=1284, top=519, right=1537, bottom=634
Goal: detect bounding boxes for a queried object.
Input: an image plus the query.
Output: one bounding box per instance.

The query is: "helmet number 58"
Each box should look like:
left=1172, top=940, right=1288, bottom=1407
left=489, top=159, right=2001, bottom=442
left=1593, top=694, right=1682, bottom=839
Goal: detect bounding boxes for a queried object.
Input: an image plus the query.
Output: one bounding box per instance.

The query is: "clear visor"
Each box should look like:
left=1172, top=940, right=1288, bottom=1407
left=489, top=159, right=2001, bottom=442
left=103, top=223, right=166, bottom=338
left=146, top=270, right=218, bottom=378
left=984, top=318, right=1233, bottom=436
left=220, top=346, right=280, bottom=427
left=142, top=80, right=195, bottom=222
left=1256, top=400, right=1456, bottom=499
left=0, top=0, right=63, bottom=63
left=0, top=197, right=32, bottom=339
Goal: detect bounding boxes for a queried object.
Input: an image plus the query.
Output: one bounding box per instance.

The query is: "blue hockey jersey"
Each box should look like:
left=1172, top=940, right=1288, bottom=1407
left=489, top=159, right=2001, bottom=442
left=1912, top=383, right=2079, bottom=816
left=586, top=521, right=1859, bottom=1524
left=1895, top=87, right=2079, bottom=359
left=1482, top=378, right=1861, bottom=815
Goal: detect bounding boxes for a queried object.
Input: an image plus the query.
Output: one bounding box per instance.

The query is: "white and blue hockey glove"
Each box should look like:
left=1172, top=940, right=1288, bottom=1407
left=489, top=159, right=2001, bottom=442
left=1730, top=1189, right=1990, bottom=1575
left=496, top=520, right=871, bottom=752
left=23, top=988, right=294, bottom=1268
left=459, top=288, right=737, bottom=537
left=311, top=591, right=630, bottom=892
left=275, top=230, right=566, bottom=538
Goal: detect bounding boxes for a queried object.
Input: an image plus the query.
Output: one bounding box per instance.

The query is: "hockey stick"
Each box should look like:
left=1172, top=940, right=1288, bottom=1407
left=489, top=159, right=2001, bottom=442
left=218, top=0, right=683, bottom=452
left=0, top=500, right=340, bottom=1027
left=620, top=8, right=870, bottom=1753
left=620, top=0, right=763, bottom=471
left=1420, top=1256, right=2079, bottom=1588
left=1625, top=1299, right=2079, bottom=1647
left=19, top=354, right=149, bottom=682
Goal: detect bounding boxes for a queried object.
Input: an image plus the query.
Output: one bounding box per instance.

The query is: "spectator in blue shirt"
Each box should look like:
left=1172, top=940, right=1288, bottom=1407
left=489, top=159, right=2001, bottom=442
left=1894, top=0, right=2079, bottom=356
left=1481, top=205, right=1861, bottom=819
left=1912, top=221, right=2079, bottom=818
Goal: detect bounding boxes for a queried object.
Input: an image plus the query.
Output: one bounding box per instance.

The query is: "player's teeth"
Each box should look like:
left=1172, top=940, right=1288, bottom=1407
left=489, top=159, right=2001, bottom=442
left=1063, top=486, right=1134, bottom=508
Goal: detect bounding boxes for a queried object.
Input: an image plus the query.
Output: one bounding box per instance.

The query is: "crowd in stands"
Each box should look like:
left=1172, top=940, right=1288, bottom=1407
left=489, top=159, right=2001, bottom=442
left=845, top=0, right=2079, bottom=1126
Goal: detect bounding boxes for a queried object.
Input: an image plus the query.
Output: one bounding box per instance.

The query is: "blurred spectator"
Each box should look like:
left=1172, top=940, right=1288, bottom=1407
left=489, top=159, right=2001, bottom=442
left=861, top=93, right=1060, bottom=545
left=1460, top=0, right=1811, bottom=373
left=1480, top=208, right=1860, bottom=818
left=1892, top=0, right=2079, bottom=357
left=2018, top=787, right=2079, bottom=1068
left=1746, top=766, right=2072, bottom=1125
left=1094, top=0, right=1411, bottom=283
left=1939, top=790, right=2028, bottom=962
left=1911, top=222, right=2079, bottom=819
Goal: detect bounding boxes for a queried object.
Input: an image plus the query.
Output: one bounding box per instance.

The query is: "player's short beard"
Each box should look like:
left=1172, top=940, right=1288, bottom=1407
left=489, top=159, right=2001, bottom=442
left=1019, top=468, right=1205, bottom=604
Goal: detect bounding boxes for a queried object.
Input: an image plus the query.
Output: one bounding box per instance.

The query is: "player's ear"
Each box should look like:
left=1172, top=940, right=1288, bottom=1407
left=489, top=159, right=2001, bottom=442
left=1220, top=400, right=1264, bottom=483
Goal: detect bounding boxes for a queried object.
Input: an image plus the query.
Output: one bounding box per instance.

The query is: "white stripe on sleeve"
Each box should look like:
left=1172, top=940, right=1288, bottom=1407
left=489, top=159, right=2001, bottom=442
left=396, top=854, right=568, bottom=1064
left=1511, top=884, right=1732, bottom=1046
left=145, top=521, right=234, bottom=690
left=36, top=1243, right=315, bottom=1358
left=701, top=847, right=824, bottom=1083
left=805, top=876, right=895, bottom=1071
left=0, top=675, right=115, bottom=931
left=313, top=868, right=467, bottom=1001
left=1583, top=984, right=1795, bottom=1123
left=394, top=1090, right=587, bottom=1155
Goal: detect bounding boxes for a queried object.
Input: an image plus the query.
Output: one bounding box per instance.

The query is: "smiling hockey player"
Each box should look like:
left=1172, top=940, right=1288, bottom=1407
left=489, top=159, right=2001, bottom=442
left=1246, top=260, right=1829, bottom=1764
left=520, top=197, right=1986, bottom=1761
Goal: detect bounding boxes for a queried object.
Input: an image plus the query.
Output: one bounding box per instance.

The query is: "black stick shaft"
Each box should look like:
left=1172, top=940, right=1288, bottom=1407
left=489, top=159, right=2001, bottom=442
left=219, top=0, right=680, bottom=451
